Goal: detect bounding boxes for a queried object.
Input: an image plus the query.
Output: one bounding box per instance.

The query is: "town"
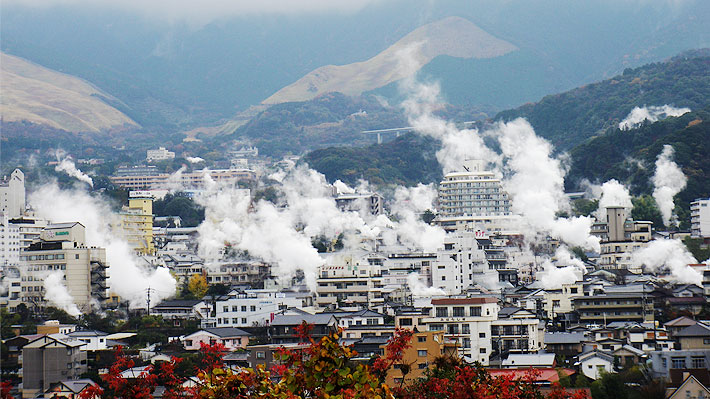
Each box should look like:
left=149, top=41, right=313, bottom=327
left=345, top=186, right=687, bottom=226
left=1, top=143, right=709, bottom=399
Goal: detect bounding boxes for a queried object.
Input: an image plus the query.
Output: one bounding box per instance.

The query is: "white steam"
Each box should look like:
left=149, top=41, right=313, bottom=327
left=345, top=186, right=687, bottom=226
left=43, top=271, right=81, bottom=316
left=584, top=179, right=633, bottom=219
left=55, top=153, right=94, bottom=187
left=652, top=145, right=687, bottom=227
left=536, top=246, right=585, bottom=289
left=407, top=272, right=445, bottom=297
left=29, top=183, right=177, bottom=308
left=632, top=239, right=701, bottom=284
left=391, top=184, right=446, bottom=252
left=185, top=156, right=204, bottom=164
left=619, top=105, right=690, bottom=130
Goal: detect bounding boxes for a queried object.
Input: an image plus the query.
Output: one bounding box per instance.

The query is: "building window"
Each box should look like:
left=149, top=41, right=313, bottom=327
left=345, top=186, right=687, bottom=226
left=436, top=307, right=448, bottom=317
left=691, top=357, right=706, bottom=369
left=448, top=324, right=459, bottom=334
left=469, top=307, right=481, bottom=317
left=453, top=307, right=465, bottom=317
left=418, top=350, right=427, bottom=357
left=479, top=332, right=485, bottom=338
left=671, top=358, right=686, bottom=369
left=418, top=363, right=428, bottom=369
left=242, top=318, right=247, bottom=324
left=480, top=348, right=486, bottom=354
left=462, top=324, right=470, bottom=334
left=256, top=351, right=265, bottom=359
left=417, top=336, right=427, bottom=343
left=400, top=318, right=412, bottom=326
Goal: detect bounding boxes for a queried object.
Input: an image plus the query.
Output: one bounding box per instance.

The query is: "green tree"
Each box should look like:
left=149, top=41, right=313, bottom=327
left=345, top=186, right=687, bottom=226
left=631, top=196, right=664, bottom=229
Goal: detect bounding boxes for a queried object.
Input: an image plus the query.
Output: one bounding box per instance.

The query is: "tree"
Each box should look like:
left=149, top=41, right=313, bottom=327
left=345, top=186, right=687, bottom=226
left=630, top=196, right=664, bottom=229
left=188, top=274, right=209, bottom=299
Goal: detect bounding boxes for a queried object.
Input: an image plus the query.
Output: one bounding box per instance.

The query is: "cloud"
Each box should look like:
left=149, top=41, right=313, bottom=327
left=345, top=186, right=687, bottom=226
left=619, top=105, right=690, bottom=130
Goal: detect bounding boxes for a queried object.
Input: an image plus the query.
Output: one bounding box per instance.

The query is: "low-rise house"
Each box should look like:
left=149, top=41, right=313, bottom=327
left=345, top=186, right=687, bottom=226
left=501, top=353, right=556, bottom=368
left=649, top=350, right=710, bottom=378
left=613, top=345, right=646, bottom=368
left=36, top=321, right=77, bottom=335
left=665, top=316, right=699, bottom=338
left=181, top=327, right=251, bottom=351
left=577, top=350, right=614, bottom=380
left=544, top=332, right=586, bottom=357
left=41, top=379, right=98, bottom=398
left=675, top=323, right=710, bottom=350
left=246, top=343, right=303, bottom=370
left=151, top=299, right=206, bottom=321
left=270, top=314, right=338, bottom=344
left=67, top=330, right=109, bottom=351
left=22, top=335, right=87, bottom=398
left=665, top=372, right=710, bottom=399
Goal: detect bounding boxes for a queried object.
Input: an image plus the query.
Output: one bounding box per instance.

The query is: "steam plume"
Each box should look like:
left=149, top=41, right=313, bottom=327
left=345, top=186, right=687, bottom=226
left=632, top=239, right=701, bottom=284
left=43, top=270, right=81, bottom=316
left=619, top=105, right=690, bottom=130
left=54, top=152, right=94, bottom=187
left=536, top=246, right=585, bottom=289
left=584, top=179, right=633, bottom=219
left=652, top=145, right=687, bottom=227
left=407, top=272, right=445, bottom=297
left=30, top=183, right=177, bottom=308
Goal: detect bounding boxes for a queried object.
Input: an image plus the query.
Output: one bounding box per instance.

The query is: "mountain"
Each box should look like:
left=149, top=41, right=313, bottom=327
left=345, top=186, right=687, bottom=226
left=0, top=52, right=138, bottom=133
left=3, top=1, right=708, bottom=128
left=495, top=50, right=710, bottom=151
left=262, top=17, right=516, bottom=105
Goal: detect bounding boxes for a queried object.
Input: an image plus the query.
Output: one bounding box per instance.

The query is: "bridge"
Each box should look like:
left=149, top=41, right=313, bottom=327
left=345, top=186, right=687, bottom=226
left=362, top=121, right=478, bottom=144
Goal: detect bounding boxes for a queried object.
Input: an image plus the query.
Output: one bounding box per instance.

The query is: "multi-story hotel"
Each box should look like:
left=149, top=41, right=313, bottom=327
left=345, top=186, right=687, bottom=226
left=435, top=160, right=517, bottom=234
left=110, top=167, right=256, bottom=190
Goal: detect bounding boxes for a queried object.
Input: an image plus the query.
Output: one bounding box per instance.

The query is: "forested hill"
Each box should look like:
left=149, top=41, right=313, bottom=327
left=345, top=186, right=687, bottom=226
left=567, top=106, right=710, bottom=220
left=495, top=49, right=710, bottom=151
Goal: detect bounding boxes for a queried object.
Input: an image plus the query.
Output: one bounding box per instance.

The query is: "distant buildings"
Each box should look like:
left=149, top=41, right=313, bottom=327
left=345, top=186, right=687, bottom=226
left=690, top=198, right=710, bottom=240
left=110, top=167, right=256, bottom=190
left=334, top=193, right=384, bottom=216
left=592, top=206, right=652, bottom=272
left=146, top=147, right=175, bottom=162
left=117, top=192, right=155, bottom=255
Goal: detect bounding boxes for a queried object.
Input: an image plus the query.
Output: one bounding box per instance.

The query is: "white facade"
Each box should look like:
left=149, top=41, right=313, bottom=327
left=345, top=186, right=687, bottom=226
left=0, top=169, right=25, bottom=218
left=315, top=254, right=384, bottom=309
left=436, top=160, right=517, bottom=234
left=208, top=290, right=302, bottom=328
left=421, top=297, right=499, bottom=365
left=146, top=147, right=175, bottom=162
left=431, top=232, right=494, bottom=295
left=578, top=351, right=614, bottom=380
left=0, top=213, right=21, bottom=266
left=691, top=198, right=710, bottom=238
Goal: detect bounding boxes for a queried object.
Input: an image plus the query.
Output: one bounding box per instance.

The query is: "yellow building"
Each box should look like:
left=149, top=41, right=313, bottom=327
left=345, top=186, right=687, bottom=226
left=118, top=191, right=155, bottom=255
left=382, top=329, right=458, bottom=388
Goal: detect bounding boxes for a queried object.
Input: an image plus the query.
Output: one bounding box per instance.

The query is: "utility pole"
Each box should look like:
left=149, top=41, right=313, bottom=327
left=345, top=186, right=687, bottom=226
left=146, top=287, right=153, bottom=315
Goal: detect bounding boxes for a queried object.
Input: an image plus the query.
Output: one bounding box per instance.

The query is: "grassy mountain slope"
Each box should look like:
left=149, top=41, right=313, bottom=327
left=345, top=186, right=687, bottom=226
left=263, top=16, right=516, bottom=105
left=0, top=52, right=138, bottom=133
left=495, top=50, right=710, bottom=150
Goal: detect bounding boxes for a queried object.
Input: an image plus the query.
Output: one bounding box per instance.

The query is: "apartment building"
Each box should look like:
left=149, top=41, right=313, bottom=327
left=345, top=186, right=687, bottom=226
left=0, top=169, right=26, bottom=218
left=383, top=330, right=458, bottom=387
left=22, top=335, right=87, bottom=398
left=421, top=297, right=499, bottom=364
left=146, top=147, right=175, bottom=162
left=431, top=231, right=494, bottom=295
left=117, top=192, right=155, bottom=255
left=315, top=256, right=384, bottom=309
left=491, top=307, right=542, bottom=355
left=205, top=289, right=303, bottom=328
left=573, top=292, right=654, bottom=325
left=110, top=168, right=256, bottom=190
left=19, top=223, right=109, bottom=311
left=592, top=206, right=652, bottom=272
left=690, top=198, right=710, bottom=239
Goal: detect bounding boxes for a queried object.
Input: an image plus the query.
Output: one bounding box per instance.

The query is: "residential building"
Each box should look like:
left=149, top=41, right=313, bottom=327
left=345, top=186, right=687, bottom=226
left=573, top=292, right=654, bottom=325
left=649, top=350, right=710, bottom=378
left=205, top=261, right=271, bottom=286
left=316, top=256, right=384, bottom=309
left=431, top=232, right=494, bottom=295
left=421, top=297, right=499, bottom=364
left=146, top=147, right=175, bottom=162
left=246, top=343, right=301, bottom=370
left=675, top=323, right=710, bottom=350
left=66, top=330, right=111, bottom=351
left=544, top=332, right=586, bottom=357
left=577, top=350, right=614, bottom=380
left=665, top=373, right=710, bottom=399
left=612, top=345, right=646, bottom=368
left=665, top=316, right=700, bottom=338
left=592, top=207, right=652, bottom=272
left=207, top=289, right=303, bottom=328
left=41, top=379, right=98, bottom=399
left=110, top=168, right=256, bottom=190
left=269, top=314, right=338, bottom=344
left=181, top=327, right=251, bottom=351
left=501, top=353, right=556, bottom=368
left=491, top=307, right=542, bottom=355
left=36, top=320, right=76, bottom=335
left=383, top=330, right=457, bottom=387
left=117, top=191, right=155, bottom=255
left=435, top=160, right=517, bottom=234
left=0, top=169, right=26, bottom=218
left=334, top=192, right=384, bottom=216
left=151, top=299, right=206, bottom=321
left=22, top=335, right=87, bottom=398
left=0, top=213, right=21, bottom=266
left=19, top=223, right=109, bottom=311
left=690, top=198, right=710, bottom=239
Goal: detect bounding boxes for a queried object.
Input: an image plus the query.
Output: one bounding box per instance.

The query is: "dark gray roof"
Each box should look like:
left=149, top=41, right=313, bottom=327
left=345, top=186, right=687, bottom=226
left=271, top=314, right=336, bottom=326
left=203, top=327, right=251, bottom=338
left=153, top=299, right=202, bottom=308
left=676, top=323, right=710, bottom=338
left=68, top=330, right=108, bottom=337
left=545, top=332, right=586, bottom=344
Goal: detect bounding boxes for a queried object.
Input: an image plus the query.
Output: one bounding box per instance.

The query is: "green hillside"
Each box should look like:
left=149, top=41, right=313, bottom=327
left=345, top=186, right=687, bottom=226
left=302, top=133, right=441, bottom=187
left=495, top=50, right=710, bottom=150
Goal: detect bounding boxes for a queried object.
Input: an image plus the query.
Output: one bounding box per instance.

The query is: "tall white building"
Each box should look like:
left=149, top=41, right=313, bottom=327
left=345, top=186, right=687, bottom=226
left=691, top=198, right=710, bottom=239
left=0, top=213, right=21, bottom=266
left=436, top=160, right=517, bottom=234
left=315, top=253, right=384, bottom=309
left=0, top=169, right=26, bottom=218
left=431, top=232, right=496, bottom=295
